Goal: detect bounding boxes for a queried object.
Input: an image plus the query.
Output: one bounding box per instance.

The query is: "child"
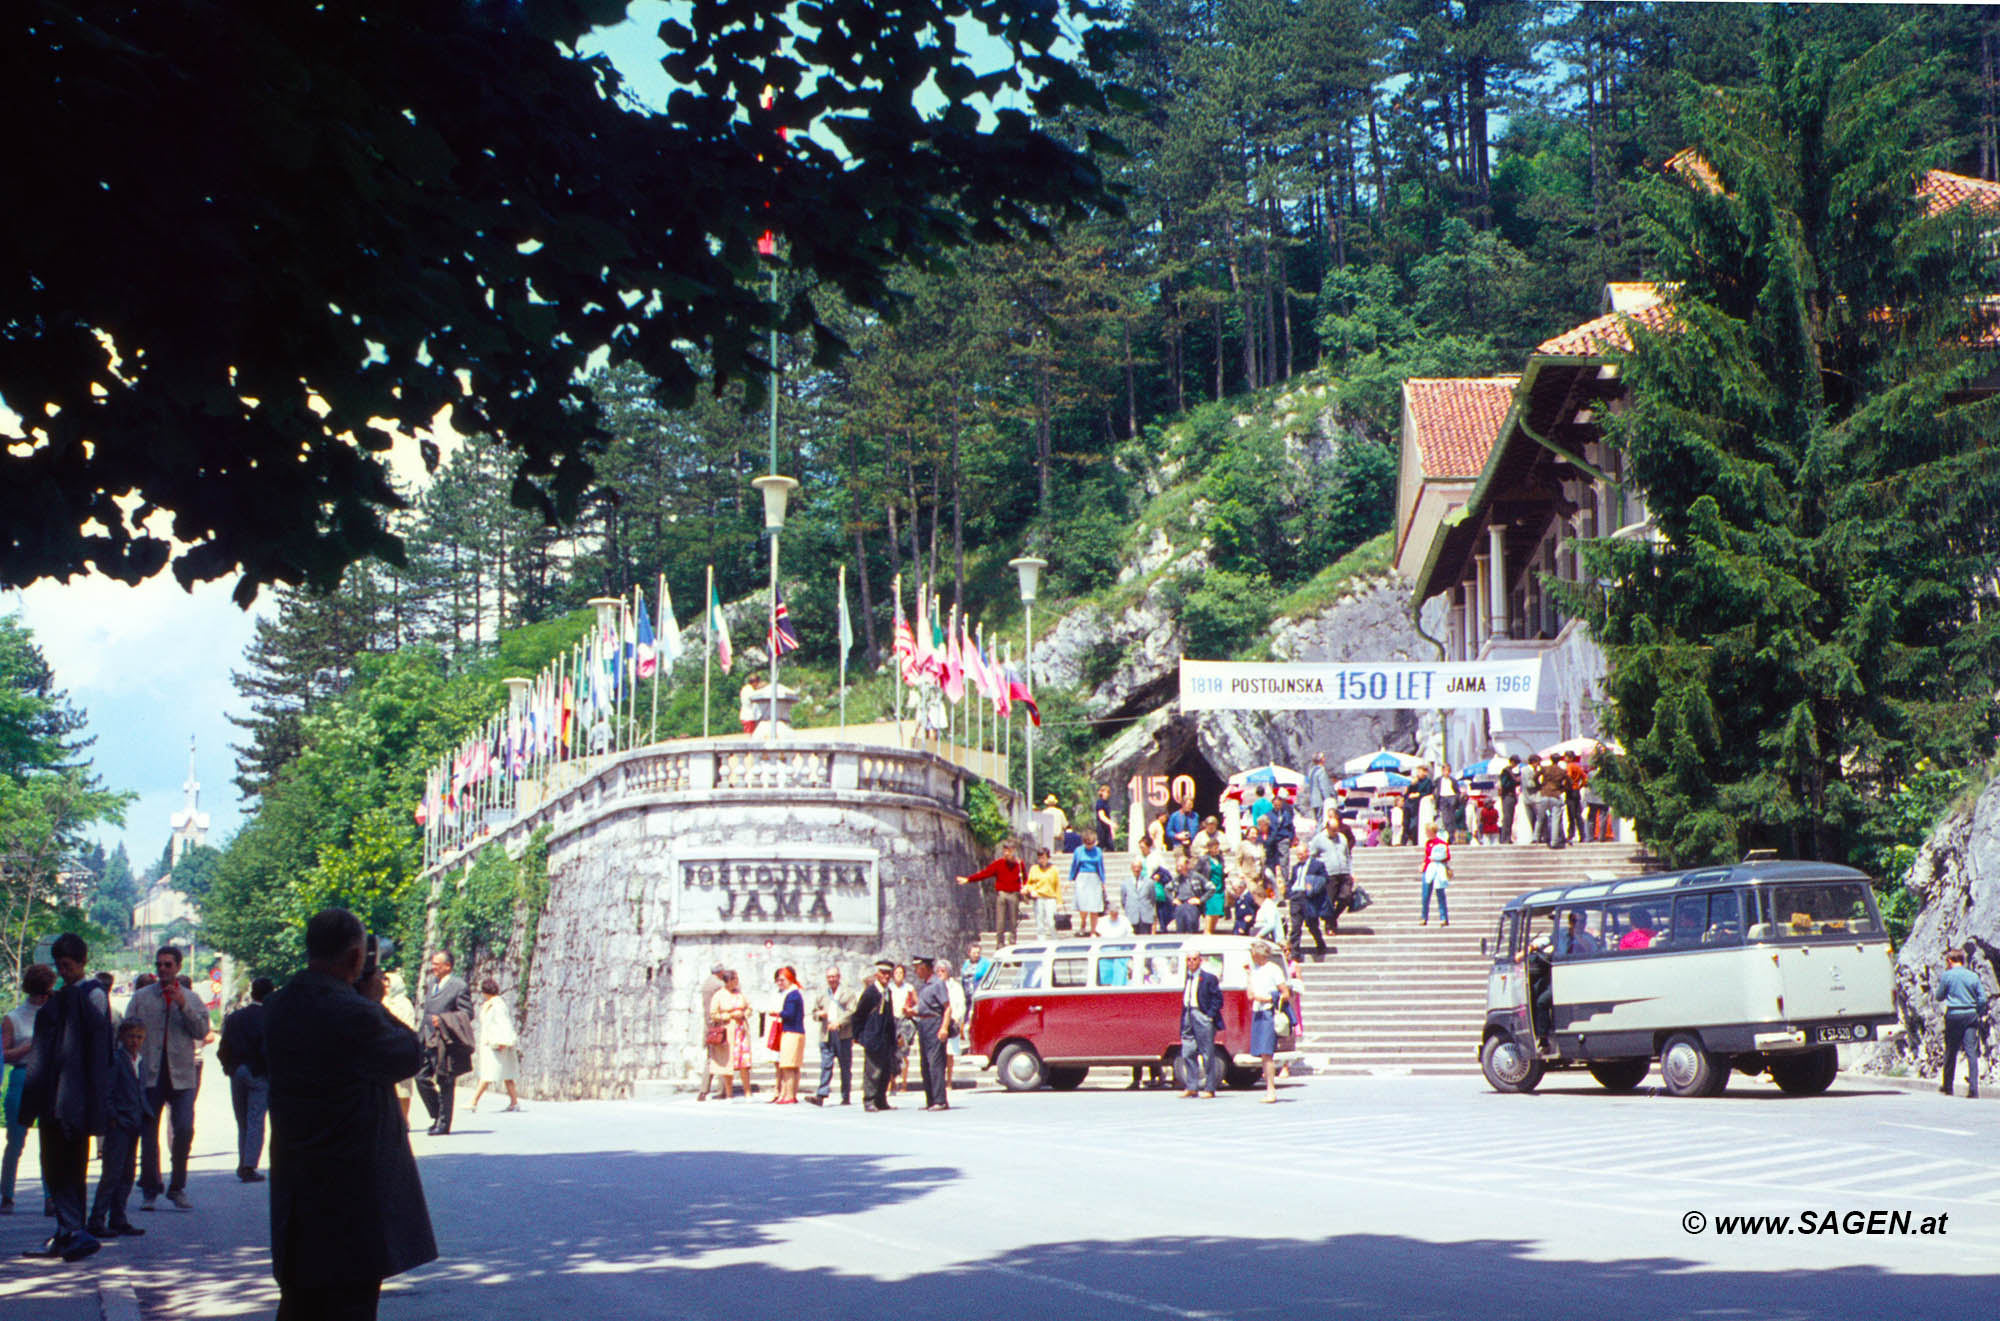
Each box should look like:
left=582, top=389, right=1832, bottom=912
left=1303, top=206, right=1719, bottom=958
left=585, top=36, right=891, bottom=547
left=1024, top=847, right=1062, bottom=940
left=1478, top=799, right=1501, bottom=845
left=89, top=1019, right=150, bottom=1239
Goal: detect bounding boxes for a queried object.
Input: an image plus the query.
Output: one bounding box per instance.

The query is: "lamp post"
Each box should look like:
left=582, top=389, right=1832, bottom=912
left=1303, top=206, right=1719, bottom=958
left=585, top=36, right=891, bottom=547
left=752, top=474, right=799, bottom=745
left=1008, top=555, right=1047, bottom=806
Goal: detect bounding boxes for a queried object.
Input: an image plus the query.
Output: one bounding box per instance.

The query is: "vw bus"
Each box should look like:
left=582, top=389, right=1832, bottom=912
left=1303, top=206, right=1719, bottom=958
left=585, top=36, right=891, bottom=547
left=969, top=934, right=1292, bottom=1090
left=1479, top=861, right=1895, bottom=1097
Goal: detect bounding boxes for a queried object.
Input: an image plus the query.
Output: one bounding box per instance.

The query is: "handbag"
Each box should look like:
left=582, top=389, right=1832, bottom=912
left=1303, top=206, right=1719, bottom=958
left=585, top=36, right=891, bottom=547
left=765, top=1016, right=784, bottom=1052
left=1349, top=886, right=1373, bottom=913
left=705, top=1022, right=727, bottom=1046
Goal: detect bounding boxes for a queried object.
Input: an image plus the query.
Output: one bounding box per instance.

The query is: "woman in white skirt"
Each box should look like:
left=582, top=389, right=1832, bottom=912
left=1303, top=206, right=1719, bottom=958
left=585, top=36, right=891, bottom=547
left=470, top=977, right=521, bottom=1113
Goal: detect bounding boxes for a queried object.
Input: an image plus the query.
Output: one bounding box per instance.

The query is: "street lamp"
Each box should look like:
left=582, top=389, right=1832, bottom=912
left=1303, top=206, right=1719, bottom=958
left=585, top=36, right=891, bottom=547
left=1008, top=554, right=1047, bottom=806
left=752, top=474, right=799, bottom=745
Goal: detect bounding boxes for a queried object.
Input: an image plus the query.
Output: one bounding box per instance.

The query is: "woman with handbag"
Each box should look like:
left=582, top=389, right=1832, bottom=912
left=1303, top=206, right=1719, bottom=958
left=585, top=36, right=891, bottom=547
left=709, top=970, right=752, bottom=1100
left=1247, top=941, right=1287, bottom=1103
left=768, top=967, right=805, bottom=1105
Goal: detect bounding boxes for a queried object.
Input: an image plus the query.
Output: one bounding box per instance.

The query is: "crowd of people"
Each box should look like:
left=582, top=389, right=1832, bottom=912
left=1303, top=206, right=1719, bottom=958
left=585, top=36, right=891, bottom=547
left=697, top=949, right=984, bottom=1112
left=2, top=929, right=517, bottom=1286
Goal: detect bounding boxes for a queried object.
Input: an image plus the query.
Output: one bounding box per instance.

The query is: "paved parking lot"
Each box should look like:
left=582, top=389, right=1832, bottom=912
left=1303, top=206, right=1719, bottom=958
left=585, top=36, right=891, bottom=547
left=6, top=1069, right=1996, bottom=1320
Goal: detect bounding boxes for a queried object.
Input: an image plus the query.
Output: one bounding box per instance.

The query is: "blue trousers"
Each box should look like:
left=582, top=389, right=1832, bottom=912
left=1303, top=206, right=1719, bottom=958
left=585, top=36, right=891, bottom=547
left=1179, top=1009, right=1218, bottom=1093
left=816, top=1035, right=852, bottom=1102
left=1, top=1066, right=25, bottom=1204
left=1421, top=879, right=1449, bottom=924
left=231, top=1065, right=269, bottom=1173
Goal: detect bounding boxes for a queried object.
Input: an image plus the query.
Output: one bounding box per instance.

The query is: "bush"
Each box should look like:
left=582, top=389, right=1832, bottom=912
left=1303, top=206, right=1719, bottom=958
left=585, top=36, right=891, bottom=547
left=964, top=780, right=1012, bottom=850
left=1179, top=568, right=1276, bottom=660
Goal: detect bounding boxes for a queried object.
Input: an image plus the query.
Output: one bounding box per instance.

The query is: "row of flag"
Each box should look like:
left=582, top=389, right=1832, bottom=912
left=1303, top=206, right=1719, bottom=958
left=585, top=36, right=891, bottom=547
left=891, top=573, right=1039, bottom=726
left=417, top=565, right=1039, bottom=858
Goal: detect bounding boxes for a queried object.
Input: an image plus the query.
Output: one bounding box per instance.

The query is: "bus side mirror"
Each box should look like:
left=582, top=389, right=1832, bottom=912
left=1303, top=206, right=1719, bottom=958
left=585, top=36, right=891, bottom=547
left=1480, top=937, right=1489, bottom=957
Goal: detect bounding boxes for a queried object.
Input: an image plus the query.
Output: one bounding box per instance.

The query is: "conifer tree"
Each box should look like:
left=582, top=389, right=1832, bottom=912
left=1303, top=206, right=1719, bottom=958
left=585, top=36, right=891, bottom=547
left=1577, top=20, right=2000, bottom=865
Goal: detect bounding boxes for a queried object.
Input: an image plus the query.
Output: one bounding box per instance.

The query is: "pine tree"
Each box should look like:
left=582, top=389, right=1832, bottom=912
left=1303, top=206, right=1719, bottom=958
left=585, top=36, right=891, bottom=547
left=1576, top=20, right=2000, bottom=866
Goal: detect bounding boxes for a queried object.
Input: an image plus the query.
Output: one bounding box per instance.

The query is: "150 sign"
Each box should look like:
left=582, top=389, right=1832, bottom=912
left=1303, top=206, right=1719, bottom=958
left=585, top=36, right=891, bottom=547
left=671, top=848, right=880, bottom=936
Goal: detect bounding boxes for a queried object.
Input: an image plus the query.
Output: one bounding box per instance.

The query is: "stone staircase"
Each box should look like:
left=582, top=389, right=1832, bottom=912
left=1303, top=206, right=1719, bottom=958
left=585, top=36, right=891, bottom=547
left=1295, top=841, right=1647, bottom=1074
left=978, top=840, right=1650, bottom=1076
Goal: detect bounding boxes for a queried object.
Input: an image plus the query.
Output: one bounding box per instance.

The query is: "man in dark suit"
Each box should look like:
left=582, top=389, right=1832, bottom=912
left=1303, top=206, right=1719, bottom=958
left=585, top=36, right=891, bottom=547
left=19, top=932, right=111, bottom=1263
left=1178, top=950, right=1224, bottom=1098
left=851, top=959, right=899, bottom=1112
left=267, top=908, right=436, bottom=1321
left=415, top=950, right=473, bottom=1135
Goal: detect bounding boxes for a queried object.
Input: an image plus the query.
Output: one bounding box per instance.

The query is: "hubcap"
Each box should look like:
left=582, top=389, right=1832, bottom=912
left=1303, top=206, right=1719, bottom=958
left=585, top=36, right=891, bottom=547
left=1661, top=1042, right=1699, bottom=1090
left=1490, top=1042, right=1528, bottom=1084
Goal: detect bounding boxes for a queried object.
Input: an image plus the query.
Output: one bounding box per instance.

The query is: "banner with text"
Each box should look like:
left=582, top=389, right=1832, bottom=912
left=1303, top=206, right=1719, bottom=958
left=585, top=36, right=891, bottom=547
left=1179, top=658, right=1543, bottom=711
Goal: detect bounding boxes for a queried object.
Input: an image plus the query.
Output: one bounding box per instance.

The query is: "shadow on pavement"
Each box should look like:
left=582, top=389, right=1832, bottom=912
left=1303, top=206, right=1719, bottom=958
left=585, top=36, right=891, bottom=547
left=15, top=1149, right=1986, bottom=1321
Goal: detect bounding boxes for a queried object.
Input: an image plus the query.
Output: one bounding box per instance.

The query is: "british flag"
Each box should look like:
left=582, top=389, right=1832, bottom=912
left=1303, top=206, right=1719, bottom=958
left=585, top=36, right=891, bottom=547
left=769, top=587, right=800, bottom=657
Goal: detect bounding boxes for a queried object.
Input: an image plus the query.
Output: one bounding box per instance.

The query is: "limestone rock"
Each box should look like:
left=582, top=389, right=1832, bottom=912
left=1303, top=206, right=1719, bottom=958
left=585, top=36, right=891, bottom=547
left=1859, top=777, right=2000, bottom=1085
left=1087, top=576, right=1430, bottom=801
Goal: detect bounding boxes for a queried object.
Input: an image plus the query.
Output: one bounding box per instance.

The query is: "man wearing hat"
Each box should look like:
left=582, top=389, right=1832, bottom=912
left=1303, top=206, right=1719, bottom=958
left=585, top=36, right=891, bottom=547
left=851, top=959, right=900, bottom=1112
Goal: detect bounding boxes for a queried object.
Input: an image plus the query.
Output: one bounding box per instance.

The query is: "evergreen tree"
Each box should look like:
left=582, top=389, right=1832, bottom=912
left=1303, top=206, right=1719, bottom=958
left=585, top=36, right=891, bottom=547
left=1576, top=20, right=2000, bottom=866
left=90, top=841, right=139, bottom=937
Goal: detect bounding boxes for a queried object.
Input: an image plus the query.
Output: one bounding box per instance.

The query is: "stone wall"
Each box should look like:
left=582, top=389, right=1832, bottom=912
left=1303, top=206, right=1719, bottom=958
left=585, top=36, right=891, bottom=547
left=1861, top=777, right=2000, bottom=1085
left=443, top=740, right=993, bottom=1099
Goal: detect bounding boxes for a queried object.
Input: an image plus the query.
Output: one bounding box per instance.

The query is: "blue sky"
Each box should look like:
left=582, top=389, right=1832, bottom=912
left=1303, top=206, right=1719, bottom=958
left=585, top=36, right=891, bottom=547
left=8, top=577, right=262, bottom=870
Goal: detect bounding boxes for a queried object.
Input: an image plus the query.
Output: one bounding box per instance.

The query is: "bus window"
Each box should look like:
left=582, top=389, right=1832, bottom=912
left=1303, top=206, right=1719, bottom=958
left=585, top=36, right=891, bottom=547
left=1704, top=892, right=1744, bottom=945
left=1768, top=883, right=1876, bottom=939
left=1605, top=899, right=1667, bottom=952
left=1553, top=907, right=1604, bottom=957
left=982, top=960, right=1024, bottom=991
left=1662, top=894, right=1710, bottom=948
left=1051, top=957, right=1090, bottom=988
left=1018, top=960, right=1045, bottom=990
left=1097, top=954, right=1133, bottom=986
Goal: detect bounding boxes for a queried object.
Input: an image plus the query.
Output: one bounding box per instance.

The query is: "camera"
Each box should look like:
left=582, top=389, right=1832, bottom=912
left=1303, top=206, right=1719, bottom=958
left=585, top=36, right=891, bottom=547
left=358, top=932, right=393, bottom=987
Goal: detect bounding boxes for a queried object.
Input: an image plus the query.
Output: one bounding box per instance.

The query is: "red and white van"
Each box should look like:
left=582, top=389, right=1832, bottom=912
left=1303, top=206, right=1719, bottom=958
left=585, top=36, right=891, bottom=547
left=969, top=934, right=1295, bottom=1090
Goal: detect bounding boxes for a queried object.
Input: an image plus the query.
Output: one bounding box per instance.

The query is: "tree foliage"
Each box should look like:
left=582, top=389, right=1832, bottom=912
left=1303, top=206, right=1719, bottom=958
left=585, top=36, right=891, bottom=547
left=1576, top=19, right=2000, bottom=866
left=3, top=0, right=1129, bottom=599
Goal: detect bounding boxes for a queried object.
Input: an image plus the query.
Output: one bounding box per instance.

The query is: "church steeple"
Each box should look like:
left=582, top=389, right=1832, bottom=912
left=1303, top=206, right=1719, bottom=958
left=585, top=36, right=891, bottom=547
left=168, top=735, right=210, bottom=867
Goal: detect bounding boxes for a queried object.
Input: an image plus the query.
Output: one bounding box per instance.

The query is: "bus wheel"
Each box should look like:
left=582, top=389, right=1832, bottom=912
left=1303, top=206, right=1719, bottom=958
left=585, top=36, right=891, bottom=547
left=995, top=1042, right=1047, bottom=1092
left=1587, top=1059, right=1650, bottom=1092
left=1223, top=1065, right=1262, bottom=1090
left=1046, top=1066, right=1089, bottom=1091
left=1481, top=1036, right=1544, bottom=1094
left=1659, top=1033, right=1727, bottom=1097
left=1769, top=1046, right=1838, bottom=1095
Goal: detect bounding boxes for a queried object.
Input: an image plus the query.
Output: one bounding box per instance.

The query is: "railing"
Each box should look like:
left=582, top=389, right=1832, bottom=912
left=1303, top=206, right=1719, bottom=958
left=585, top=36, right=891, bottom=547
left=425, top=737, right=992, bottom=879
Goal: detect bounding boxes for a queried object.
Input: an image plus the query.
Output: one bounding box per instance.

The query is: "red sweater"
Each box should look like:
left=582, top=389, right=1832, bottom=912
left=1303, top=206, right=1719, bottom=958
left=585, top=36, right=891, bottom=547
left=967, top=857, right=1025, bottom=894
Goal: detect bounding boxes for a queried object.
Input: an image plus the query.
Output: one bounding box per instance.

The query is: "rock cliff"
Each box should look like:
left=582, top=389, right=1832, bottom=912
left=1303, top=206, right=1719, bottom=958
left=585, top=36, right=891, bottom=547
left=1862, top=778, right=2000, bottom=1085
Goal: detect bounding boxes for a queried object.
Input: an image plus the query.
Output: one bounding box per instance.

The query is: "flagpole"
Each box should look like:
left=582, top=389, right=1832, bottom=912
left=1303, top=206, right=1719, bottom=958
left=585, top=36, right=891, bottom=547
left=650, top=574, right=664, bottom=745
left=703, top=564, right=714, bottom=739
left=838, top=563, right=849, bottom=731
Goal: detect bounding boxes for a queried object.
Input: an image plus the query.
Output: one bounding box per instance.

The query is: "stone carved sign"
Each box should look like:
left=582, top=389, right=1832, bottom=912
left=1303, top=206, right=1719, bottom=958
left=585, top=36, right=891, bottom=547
left=672, top=846, right=880, bottom=935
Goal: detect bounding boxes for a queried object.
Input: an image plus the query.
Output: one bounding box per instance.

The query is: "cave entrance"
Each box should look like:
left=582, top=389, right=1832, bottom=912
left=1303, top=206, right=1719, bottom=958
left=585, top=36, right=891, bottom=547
left=1121, top=716, right=1230, bottom=823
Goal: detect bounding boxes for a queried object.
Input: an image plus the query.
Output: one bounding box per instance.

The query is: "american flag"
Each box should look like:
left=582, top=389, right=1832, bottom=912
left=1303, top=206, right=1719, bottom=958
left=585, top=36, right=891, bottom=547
left=769, top=587, right=800, bottom=657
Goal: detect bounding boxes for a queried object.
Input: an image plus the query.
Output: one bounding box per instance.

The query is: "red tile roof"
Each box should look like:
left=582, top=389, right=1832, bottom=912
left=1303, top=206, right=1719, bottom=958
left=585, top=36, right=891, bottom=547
left=1921, top=170, right=2000, bottom=217
left=1535, top=301, right=1678, bottom=357
left=1404, top=378, right=1518, bottom=478
left=1667, top=149, right=2000, bottom=218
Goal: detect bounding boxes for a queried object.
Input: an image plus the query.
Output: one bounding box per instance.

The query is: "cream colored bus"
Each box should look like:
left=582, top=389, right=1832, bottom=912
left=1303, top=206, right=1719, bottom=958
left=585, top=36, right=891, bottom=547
left=1479, top=861, right=1895, bottom=1097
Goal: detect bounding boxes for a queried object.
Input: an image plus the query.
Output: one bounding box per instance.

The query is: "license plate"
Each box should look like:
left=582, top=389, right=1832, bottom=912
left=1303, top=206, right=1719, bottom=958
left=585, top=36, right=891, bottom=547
left=1814, top=1024, right=1869, bottom=1043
